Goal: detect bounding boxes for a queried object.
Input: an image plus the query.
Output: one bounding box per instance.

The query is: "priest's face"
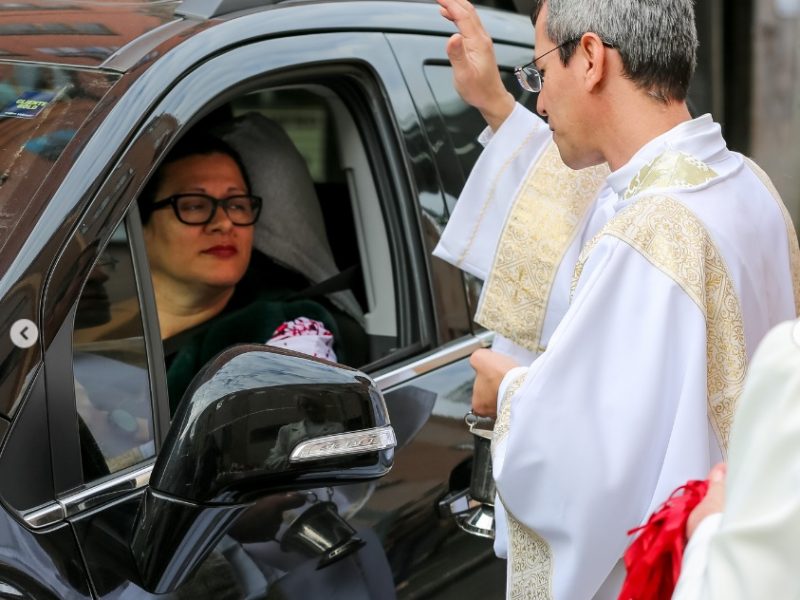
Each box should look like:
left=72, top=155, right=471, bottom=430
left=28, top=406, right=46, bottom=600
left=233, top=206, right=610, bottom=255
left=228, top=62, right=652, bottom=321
left=533, top=3, right=602, bottom=170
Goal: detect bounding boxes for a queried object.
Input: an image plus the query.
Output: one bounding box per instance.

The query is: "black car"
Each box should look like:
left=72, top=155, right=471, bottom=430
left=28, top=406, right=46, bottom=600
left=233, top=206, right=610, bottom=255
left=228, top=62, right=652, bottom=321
left=0, top=1, right=538, bottom=597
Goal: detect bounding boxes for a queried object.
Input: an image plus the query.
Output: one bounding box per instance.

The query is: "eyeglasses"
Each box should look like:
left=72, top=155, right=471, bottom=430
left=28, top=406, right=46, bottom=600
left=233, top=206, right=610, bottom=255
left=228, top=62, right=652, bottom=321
left=151, top=193, right=263, bottom=226
left=514, top=37, right=614, bottom=93
left=514, top=38, right=580, bottom=93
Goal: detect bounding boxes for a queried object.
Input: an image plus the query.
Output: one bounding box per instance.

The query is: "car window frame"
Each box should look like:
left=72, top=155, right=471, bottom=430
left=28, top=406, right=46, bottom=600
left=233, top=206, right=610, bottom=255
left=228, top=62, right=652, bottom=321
left=40, top=114, right=178, bottom=500
left=42, top=206, right=166, bottom=498
left=39, top=30, right=440, bottom=514
left=138, top=34, right=439, bottom=364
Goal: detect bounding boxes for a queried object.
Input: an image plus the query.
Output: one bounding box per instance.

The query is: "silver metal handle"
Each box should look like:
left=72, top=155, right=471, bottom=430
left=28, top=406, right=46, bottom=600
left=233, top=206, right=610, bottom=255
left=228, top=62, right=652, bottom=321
left=465, top=410, right=495, bottom=440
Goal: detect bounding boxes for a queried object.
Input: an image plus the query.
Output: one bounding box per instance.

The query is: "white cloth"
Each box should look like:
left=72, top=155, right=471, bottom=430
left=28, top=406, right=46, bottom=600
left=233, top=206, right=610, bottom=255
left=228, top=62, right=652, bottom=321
left=436, top=104, right=797, bottom=600
left=265, top=316, right=337, bottom=362
left=672, top=320, right=800, bottom=600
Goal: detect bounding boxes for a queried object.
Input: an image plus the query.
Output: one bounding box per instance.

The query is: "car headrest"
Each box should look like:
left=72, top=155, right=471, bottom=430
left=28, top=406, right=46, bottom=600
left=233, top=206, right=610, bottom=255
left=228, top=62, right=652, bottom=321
left=220, top=112, right=363, bottom=323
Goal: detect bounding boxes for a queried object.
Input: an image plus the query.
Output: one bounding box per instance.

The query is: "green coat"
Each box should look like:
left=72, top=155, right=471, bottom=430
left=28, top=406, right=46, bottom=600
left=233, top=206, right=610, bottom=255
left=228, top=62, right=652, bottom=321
left=165, top=294, right=338, bottom=413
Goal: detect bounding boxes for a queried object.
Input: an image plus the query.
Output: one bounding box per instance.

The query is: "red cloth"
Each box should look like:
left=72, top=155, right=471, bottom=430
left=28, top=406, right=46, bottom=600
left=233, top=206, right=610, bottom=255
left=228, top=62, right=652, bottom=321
left=618, top=479, right=709, bottom=600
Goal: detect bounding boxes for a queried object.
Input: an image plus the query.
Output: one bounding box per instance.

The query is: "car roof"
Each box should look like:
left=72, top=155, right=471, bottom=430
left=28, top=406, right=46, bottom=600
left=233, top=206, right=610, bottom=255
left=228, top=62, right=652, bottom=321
left=0, top=0, right=534, bottom=266
left=0, top=0, right=532, bottom=71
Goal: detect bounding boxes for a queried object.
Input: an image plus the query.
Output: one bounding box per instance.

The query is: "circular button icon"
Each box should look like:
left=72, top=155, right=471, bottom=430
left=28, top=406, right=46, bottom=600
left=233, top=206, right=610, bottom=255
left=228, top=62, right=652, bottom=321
left=10, top=319, right=38, bottom=349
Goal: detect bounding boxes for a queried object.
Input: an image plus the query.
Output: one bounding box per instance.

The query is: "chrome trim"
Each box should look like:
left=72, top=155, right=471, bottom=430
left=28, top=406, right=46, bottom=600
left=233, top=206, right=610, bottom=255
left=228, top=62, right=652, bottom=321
left=373, top=331, right=493, bottom=391
left=23, top=503, right=65, bottom=529
left=456, top=505, right=496, bottom=539
left=23, top=463, right=153, bottom=529
left=62, top=464, right=153, bottom=518
left=149, top=488, right=197, bottom=507
left=290, top=425, right=396, bottom=463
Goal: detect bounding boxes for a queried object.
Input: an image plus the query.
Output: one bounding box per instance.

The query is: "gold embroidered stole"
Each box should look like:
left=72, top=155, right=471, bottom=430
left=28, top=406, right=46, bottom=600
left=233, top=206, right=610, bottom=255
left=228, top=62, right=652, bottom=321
left=492, top=373, right=554, bottom=600
left=475, top=142, right=608, bottom=354
left=505, top=515, right=554, bottom=600
left=623, top=150, right=722, bottom=200
left=481, top=145, right=606, bottom=600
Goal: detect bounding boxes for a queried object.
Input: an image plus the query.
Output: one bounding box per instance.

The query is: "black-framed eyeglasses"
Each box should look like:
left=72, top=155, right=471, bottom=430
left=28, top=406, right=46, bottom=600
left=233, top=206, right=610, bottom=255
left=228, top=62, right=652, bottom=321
left=151, top=193, right=263, bottom=226
left=514, top=36, right=614, bottom=93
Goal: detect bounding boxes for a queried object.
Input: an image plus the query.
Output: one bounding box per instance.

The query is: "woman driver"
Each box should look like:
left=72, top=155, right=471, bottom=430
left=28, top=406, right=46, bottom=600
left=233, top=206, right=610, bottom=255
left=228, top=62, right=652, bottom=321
left=138, top=133, right=338, bottom=411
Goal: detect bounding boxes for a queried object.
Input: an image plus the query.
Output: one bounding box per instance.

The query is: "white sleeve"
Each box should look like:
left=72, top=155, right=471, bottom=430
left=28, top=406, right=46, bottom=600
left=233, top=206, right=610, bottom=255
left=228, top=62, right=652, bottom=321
left=671, top=513, right=723, bottom=600
left=497, top=366, right=530, bottom=414
left=477, top=124, right=494, bottom=147
left=433, top=103, right=551, bottom=279
left=493, top=236, right=714, bottom=600
left=671, top=321, right=800, bottom=600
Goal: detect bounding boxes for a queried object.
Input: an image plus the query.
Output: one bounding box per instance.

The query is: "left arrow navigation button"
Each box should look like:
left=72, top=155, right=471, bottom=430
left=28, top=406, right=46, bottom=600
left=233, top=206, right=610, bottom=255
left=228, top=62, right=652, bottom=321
left=10, top=319, right=38, bottom=349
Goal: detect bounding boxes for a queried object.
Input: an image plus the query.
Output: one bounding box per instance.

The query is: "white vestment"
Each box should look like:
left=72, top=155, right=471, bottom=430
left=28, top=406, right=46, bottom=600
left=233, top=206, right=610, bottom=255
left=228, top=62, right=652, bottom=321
left=672, top=319, right=800, bottom=600
left=433, top=104, right=800, bottom=600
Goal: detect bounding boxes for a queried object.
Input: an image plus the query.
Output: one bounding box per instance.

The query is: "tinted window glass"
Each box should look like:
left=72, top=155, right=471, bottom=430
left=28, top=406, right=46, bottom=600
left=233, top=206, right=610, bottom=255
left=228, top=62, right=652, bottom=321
left=424, top=65, right=538, bottom=320
left=72, top=222, right=155, bottom=480
left=424, top=64, right=539, bottom=180
left=0, top=62, right=118, bottom=268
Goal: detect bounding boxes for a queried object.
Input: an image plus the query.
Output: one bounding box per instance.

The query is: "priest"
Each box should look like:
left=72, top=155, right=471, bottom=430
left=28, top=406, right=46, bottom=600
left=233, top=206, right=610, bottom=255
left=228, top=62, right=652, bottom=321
left=433, top=0, right=800, bottom=598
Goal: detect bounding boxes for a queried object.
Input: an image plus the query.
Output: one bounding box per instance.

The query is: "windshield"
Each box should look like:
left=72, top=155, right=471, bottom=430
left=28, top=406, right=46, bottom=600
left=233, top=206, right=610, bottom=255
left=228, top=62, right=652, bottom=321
left=0, top=62, right=119, bottom=259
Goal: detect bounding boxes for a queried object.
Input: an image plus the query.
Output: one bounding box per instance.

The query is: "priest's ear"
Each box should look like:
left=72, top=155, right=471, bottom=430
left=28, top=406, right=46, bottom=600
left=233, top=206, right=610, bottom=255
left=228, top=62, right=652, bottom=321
left=577, top=33, right=612, bottom=93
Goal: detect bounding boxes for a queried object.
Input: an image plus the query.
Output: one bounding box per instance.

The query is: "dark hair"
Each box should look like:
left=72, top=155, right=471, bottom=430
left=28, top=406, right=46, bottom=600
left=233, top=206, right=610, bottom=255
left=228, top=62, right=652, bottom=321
left=138, top=133, right=250, bottom=224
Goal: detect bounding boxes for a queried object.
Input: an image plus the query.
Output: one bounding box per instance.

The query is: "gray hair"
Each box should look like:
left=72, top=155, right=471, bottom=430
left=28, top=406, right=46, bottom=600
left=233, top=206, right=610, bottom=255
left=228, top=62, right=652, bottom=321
left=531, top=0, right=698, bottom=103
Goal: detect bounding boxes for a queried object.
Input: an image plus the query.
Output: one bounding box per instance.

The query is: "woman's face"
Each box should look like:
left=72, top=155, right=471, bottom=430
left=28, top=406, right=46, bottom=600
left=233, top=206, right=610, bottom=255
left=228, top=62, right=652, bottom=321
left=143, top=152, right=254, bottom=294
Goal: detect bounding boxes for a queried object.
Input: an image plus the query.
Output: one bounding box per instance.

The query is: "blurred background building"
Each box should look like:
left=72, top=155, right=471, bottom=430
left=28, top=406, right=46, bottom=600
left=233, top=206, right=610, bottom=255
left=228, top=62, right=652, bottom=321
left=749, top=0, right=800, bottom=226
left=693, top=0, right=800, bottom=229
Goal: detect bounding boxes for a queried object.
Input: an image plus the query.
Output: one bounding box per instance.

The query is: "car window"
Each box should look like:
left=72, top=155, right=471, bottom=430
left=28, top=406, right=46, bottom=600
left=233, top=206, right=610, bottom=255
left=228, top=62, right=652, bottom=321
left=0, top=61, right=118, bottom=272
left=423, top=64, right=538, bottom=320
left=72, top=221, right=155, bottom=481
left=424, top=64, right=539, bottom=183
left=133, top=82, right=412, bottom=411
left=226, top=85, right=409, bottom=368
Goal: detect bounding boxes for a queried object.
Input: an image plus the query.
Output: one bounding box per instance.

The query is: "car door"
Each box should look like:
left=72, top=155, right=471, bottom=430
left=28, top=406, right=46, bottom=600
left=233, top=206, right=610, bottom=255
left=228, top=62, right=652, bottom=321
left=21, top=27, right=473, bottom=599
left=21, top=18, right=533, bottom=599
left=358, top=33, right=540, bottom=599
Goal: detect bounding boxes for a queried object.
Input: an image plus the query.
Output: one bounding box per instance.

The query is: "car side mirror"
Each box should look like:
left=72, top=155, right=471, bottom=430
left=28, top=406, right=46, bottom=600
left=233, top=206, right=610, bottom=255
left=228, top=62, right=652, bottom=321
left=131, top=344, right=395, bottom=594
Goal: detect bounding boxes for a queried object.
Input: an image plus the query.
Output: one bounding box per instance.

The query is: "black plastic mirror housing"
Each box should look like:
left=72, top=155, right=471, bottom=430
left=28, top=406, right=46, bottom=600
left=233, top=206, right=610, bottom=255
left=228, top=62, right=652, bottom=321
left=133, top=344, right=395, bottom=593
left=150, top=344, right=394, bottom=504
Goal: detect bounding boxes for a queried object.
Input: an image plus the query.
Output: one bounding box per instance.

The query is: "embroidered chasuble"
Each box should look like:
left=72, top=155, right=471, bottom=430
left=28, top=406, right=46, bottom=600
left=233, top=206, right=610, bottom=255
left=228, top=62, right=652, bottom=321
left=573, top=191, right=744, bottom=452
left=435, top=106, right=799, bottom=600
left=489, top=143, right=799, bottom=600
